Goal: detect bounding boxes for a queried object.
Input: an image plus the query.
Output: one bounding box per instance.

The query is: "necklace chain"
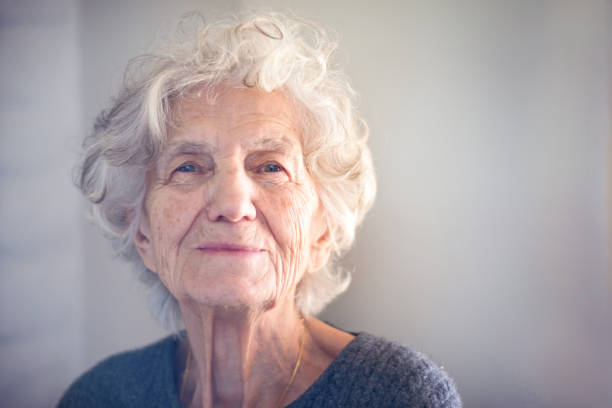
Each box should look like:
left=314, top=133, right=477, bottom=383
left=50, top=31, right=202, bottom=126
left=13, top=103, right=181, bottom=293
left=179, top=316, right=306, bottom=408
left=275, top=315, right=306, bottom=408
left=179, top=345, right=192, bottom=401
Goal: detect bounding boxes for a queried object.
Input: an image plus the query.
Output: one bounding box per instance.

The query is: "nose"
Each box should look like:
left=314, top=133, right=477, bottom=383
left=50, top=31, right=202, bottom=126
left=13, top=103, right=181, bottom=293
left=205, top=166, right=256, bottom=223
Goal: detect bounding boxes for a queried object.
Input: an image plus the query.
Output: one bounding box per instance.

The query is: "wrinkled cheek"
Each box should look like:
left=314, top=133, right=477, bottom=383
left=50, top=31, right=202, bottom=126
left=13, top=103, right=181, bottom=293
left=151, top=229, right=175, bottom=292
left=273, top=196, right=312, bottom=301
left=149, top=205, right=188, bottom=296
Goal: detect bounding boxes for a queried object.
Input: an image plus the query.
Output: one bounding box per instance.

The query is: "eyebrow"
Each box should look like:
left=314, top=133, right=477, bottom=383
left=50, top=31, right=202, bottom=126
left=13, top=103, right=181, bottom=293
left=156, top=141, right=216, bottom=171
left=164, top=141, right=217, bottom=156
left=244, top=136, right=297, bottom=154
left=156, top=136, right=298, bottom=170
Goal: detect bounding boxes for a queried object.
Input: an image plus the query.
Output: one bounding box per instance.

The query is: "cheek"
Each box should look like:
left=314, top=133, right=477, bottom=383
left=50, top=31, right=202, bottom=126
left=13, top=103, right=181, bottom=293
left=268, top=186, right=317, bottom=264
left=148, top=192, right=200, bottom=259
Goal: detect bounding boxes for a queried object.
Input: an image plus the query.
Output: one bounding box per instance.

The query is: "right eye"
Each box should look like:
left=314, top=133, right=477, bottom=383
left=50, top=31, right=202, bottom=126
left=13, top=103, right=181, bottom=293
left=175, top=163, right=199, bottom=173
left=168, top=161, right=208, bottom=185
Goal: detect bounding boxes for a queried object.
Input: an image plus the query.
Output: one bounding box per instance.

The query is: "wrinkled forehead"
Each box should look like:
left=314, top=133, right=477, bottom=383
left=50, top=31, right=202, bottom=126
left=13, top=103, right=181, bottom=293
left=148, top=86, right=314, bottom=183
left=169, top=85, right=304, bottom=139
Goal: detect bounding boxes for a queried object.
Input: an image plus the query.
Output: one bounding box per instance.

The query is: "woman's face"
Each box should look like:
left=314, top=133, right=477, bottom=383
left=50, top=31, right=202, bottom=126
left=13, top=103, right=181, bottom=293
left=134, top=88, right=330, bottom=311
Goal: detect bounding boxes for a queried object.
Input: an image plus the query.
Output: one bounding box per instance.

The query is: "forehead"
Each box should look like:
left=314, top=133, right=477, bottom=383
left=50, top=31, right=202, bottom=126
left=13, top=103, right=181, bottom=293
left=169, top=87, right=302, bottom=146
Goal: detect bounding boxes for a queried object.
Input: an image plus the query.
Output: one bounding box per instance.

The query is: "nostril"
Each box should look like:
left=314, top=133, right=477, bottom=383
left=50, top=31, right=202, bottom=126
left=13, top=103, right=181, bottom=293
left=204, top=172, right=256, bottom=223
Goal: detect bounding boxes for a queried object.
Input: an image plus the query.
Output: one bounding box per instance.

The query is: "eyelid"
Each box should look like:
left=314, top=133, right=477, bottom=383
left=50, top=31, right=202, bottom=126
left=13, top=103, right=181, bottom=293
left=169, top=155, right=213, bottom=172
left=258, top=161, right=285, bottom=172
left=175, top=162, right=198, bottom=171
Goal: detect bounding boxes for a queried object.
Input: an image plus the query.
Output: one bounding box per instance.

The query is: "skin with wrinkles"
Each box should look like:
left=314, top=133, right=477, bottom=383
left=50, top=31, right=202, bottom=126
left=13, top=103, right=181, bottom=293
left=134, top=87, right=353, bottom=408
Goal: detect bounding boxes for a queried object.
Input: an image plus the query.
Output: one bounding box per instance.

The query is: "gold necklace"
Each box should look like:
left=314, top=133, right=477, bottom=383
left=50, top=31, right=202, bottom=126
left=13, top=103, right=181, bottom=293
left=179, top=316, right=306, bottom=408
left=179, top=344, right=192, bottom=402
left=275, top=315, right=306, bottom=408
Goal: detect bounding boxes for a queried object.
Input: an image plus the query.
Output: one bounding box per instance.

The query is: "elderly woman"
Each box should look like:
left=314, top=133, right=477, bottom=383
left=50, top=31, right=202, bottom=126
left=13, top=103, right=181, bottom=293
left=59, top=12, right=461, bottom=408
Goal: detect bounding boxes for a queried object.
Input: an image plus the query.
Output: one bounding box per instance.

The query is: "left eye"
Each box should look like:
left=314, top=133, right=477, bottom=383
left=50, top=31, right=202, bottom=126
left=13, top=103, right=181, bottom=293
left=260, top=163, right=283, bottom=173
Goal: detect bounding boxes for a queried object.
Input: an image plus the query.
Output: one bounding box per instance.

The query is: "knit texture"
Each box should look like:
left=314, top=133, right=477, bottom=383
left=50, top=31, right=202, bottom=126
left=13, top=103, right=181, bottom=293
left=58, top=332, right=461, bottom=407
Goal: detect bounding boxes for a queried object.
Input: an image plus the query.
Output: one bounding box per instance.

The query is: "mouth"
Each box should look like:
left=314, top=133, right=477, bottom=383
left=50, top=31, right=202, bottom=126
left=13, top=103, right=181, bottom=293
left=196, top=242, right=265, bottom=256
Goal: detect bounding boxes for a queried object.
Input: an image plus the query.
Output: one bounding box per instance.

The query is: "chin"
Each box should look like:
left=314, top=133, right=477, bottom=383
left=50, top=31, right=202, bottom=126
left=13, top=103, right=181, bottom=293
left=181, top=278, right=278, bottom=311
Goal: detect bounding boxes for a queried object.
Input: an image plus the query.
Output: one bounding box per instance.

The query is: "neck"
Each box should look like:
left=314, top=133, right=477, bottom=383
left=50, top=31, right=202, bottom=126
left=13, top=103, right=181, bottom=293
left=178, top=300, right=305, bottom=408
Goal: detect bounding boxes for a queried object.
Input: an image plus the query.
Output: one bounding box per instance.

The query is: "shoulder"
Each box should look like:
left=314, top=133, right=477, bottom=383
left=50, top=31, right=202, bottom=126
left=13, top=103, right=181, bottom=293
left=57, top=335, right=180, bottom=408
left=299, top=332, right=461, bottom=408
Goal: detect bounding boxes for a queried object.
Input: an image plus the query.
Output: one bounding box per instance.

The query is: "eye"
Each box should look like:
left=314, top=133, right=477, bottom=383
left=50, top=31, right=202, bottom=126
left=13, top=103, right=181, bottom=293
left=259, top=163, right=284, bottom=173
left=168, top=161, right=207, bottom=184
left=175, top=163, right=199, bottom=173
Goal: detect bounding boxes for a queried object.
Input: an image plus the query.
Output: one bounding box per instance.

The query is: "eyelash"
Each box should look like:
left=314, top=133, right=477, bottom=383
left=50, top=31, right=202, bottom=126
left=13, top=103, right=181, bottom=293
left=175, top=163, right=200, bottom=173
left=258, top=162, right=284, bottom=173
left=170, top=161, right=288, bottom=181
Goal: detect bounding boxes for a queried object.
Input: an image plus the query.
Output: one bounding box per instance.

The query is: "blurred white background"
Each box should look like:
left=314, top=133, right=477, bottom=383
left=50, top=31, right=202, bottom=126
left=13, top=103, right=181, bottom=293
left=1, top=0, right=610, bottom=407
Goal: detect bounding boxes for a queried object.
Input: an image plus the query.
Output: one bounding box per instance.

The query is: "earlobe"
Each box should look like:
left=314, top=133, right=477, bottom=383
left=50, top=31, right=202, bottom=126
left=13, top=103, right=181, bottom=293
left=133, top=216, right=157, bottom=273
left=309, top=220, right=333, bottom=273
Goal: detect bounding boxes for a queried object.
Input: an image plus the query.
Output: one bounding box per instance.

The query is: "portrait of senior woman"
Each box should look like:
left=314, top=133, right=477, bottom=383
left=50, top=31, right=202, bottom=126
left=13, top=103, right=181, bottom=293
left=58, top=11, right=461, bottom=408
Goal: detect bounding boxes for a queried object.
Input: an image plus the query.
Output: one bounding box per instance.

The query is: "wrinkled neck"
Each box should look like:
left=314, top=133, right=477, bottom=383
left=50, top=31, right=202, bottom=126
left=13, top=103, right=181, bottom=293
left=178, top=301, right=304, bottom=408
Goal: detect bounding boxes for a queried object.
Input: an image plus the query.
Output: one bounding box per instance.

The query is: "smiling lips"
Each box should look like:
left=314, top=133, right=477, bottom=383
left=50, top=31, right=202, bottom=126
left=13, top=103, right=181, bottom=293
left=197, top=242, right=265, bottom=256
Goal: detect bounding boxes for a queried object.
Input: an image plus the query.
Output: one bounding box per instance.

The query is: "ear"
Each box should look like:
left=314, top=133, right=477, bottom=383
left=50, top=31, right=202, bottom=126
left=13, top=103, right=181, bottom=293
left=308, top=213, right=334, bottom=273
left=133, top=214, right=157, bottom=273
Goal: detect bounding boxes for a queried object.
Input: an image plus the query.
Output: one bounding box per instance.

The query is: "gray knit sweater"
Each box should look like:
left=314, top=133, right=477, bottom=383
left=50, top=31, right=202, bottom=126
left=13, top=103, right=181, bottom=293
left=58, top=332, right=461, bottom=407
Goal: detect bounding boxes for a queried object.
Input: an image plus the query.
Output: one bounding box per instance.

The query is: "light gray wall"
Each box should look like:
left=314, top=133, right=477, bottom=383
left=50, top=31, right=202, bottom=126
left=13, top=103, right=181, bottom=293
left=0, top=1, right=83, bottom=407
left=1, top=0, right=610, bottom=407
left=260, top=1, right=612, bottom=407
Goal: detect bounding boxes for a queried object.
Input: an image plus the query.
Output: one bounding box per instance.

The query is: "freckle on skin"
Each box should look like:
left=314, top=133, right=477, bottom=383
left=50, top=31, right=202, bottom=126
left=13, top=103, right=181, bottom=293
left=138, top=88, right=328, bottom=313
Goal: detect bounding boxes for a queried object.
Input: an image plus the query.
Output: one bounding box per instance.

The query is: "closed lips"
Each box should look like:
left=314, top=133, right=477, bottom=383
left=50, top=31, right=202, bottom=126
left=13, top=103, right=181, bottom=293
left=197, top=243, right=264, bottom=252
